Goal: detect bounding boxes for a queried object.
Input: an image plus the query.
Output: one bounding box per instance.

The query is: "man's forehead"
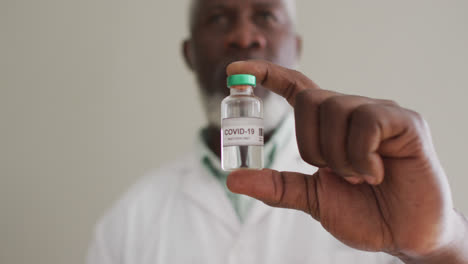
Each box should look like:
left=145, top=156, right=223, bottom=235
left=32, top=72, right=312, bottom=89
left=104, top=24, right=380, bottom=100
left=194, top=0, right=285, bottom=8
left=189, top=0, right=296, bottom=27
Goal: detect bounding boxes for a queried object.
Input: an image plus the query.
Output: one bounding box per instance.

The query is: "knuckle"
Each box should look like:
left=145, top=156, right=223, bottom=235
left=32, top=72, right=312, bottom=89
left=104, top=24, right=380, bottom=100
left=295, top=89, right=314, bottom=108
left=270, top=170, right=286, bottom=206
left=319, top=95, right=345, bottom=114
left=305, top=175, right=320, bottom=219
left=407, top=109, right=429, bottom=132
left=409, top=109, right=424, bottom=124
left=379, top=99, right=399, bottom=106
left=284, top=80, right=299, bottom=100
left=351, top=103, right=378, bottom=125
left=291, top=69, right=305, bottom=79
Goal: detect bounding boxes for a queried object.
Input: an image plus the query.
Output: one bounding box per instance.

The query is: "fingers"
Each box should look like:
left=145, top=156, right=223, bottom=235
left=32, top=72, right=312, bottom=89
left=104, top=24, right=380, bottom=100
left=226, top=169, right=320, bottom=220
left=298, top=97, right=418, bottom=185
left=318, top=95, right=375, bottom=179
left=347, top=104, right=427, bottom=184
left=227, top=60, right=424, bottom=186
left=294, top=89, right=337, bottom=168
left=294, top=90, right=394, bottom=183
left=226, top=60, right=320, bottom=106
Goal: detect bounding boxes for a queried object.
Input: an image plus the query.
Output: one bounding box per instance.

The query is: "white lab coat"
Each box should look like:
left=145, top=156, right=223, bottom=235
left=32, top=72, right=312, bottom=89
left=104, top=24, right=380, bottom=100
left=87, top=121, right=401, bottom=264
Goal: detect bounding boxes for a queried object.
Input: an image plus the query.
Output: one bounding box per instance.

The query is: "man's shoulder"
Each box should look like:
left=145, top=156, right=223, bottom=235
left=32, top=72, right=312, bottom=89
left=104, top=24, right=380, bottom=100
left=128, top=152, right=196, bottom=198
left=94, top=152, right=198, bottom=233
left=127, top=152, right=194, bottom=198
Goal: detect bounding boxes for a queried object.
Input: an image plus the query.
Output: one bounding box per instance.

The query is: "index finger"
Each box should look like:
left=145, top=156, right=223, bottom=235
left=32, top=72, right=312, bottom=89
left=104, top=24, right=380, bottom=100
left=226, top=60, right=320, bottom=106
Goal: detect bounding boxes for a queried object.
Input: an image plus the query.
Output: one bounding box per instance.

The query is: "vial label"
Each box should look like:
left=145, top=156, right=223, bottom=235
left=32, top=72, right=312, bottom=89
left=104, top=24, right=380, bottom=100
left=222, top=117, right=264, bottom=147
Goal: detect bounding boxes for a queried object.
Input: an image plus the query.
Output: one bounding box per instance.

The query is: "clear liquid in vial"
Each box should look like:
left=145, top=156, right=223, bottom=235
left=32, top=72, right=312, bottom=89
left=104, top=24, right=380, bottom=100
left=222, top=145, right=263, bottom=171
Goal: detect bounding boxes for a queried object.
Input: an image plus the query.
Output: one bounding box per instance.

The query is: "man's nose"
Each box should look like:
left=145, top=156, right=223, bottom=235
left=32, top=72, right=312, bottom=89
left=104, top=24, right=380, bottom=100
left=225, top=19, right=266, bottom=50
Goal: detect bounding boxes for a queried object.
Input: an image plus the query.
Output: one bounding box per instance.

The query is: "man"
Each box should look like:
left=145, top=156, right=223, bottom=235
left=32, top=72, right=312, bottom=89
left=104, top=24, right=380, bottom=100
left=87, top=0, right=468, bottom=263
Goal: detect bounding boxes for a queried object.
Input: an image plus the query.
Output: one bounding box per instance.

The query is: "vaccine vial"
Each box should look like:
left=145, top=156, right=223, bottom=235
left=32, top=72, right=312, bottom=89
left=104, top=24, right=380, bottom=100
left=221, top=74, right=264, bottom=171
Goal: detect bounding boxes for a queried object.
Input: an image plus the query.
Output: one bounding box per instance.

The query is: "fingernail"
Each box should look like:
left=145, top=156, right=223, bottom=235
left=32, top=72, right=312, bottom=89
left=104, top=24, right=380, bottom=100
left=346, top=177, right=364, bottom=185
left=364, top=174, right=378, bottom=185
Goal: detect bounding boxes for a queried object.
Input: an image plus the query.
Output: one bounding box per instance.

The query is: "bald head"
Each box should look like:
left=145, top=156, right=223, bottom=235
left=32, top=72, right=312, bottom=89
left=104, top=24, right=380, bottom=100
left=188, top=0, right=297, bottom=32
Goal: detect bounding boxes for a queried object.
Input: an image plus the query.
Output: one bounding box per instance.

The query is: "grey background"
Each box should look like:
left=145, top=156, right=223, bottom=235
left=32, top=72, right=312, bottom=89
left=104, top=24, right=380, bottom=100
left=1, top=0, right=467, bottom=263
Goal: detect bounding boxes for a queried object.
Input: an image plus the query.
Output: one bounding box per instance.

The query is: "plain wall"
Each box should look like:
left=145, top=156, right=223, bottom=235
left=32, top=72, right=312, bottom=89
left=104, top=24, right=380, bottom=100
left=1, top=1, right=467, bottom=263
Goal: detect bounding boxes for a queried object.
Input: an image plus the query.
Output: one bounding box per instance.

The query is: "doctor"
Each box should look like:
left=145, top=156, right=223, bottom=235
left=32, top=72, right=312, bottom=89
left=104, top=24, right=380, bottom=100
left=87, top=0, right=468, bottom=263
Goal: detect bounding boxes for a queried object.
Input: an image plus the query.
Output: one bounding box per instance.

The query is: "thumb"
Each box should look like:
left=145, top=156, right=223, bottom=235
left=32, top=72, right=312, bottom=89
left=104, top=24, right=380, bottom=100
left=227, top=169, right=320, bottom=219
left=226, top=60, right=319, bottom=106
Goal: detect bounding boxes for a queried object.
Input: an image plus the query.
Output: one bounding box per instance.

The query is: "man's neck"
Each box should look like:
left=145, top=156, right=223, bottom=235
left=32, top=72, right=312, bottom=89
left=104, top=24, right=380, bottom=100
left=205, top=126, right=274, bottom=159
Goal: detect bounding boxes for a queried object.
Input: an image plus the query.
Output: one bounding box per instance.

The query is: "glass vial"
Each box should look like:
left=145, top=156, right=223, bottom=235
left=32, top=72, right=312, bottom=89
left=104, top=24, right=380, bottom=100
left=221, top=74, right=264, bottom=171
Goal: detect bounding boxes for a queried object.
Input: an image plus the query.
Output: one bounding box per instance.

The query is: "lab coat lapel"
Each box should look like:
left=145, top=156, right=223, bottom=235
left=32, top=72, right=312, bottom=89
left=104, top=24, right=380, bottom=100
left=181, top=160, right=241, bottom=233
left=242, top=199, right=273, bottom=227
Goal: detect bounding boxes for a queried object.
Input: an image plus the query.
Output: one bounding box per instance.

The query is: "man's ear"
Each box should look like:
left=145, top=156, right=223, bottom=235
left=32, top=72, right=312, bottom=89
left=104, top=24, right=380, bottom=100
left=295, top=34, right=303, bottom=60
left=182, top=39, right=195, bottom=70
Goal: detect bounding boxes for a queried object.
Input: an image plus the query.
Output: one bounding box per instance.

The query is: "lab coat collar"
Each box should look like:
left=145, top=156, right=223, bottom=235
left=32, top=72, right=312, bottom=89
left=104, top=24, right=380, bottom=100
left=181, top=155, right=242, bottom=232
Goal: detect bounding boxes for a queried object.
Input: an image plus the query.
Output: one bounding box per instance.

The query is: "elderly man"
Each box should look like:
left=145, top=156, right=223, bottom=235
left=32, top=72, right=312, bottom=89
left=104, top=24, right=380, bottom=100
left=87, top=0, right=468, bottom=263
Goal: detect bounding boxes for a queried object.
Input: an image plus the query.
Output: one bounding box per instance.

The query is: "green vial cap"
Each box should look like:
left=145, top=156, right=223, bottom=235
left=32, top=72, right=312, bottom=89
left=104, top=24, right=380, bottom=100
left=227, top=74, right=256, bottom=87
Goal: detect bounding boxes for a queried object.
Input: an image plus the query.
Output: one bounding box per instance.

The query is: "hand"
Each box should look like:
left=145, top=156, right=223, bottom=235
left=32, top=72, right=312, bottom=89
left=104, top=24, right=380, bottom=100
left=226, top=60, right=468, bottom=263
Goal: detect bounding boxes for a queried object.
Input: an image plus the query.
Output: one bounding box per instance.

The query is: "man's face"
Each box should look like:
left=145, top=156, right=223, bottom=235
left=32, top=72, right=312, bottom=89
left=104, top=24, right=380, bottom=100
left=184, top=0, right=300, bottom=129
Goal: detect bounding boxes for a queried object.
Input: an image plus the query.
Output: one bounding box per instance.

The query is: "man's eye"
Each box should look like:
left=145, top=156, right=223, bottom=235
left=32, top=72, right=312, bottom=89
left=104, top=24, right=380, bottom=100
left=208, top=14, right=229, bottom=25
left=256, top=11, right=277, bottom=23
